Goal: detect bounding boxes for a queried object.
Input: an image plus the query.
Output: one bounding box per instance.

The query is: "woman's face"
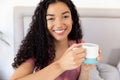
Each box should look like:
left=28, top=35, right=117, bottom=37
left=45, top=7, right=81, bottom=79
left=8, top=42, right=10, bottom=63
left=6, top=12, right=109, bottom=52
left=46, top=2, right=73, bottom=42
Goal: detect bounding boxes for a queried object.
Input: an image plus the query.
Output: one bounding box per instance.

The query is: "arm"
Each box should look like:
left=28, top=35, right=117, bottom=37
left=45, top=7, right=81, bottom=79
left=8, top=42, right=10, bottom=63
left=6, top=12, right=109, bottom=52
left=78, top=64, right=97, bottom=80
left=11, top=43, right=86, bottom=80
left=10, top=60, right=64, bottom=80
left=79, top=69, right=89, bottom=80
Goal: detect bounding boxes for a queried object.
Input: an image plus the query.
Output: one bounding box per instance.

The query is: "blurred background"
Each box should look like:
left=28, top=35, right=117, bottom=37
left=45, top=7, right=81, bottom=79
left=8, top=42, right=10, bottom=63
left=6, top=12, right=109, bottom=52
left=0, top=0, right=120, bottom=80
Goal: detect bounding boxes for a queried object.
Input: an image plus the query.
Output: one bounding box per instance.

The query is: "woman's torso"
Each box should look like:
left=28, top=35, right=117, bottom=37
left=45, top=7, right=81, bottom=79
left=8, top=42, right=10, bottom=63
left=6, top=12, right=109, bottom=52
left=55, top=67, right=80, bottom=80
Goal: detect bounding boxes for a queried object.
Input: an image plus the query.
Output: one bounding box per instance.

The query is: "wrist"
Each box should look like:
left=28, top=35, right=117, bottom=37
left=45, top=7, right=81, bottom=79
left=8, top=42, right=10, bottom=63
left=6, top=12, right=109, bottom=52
left=53, top=61, right=65, bottom=73
left=81, top=68, right=89, bottom=74
left=79, top=68, right=89, bottom=80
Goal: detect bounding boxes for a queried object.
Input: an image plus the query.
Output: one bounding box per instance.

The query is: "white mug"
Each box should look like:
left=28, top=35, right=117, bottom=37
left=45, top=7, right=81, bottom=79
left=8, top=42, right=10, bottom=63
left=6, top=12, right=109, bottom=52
left=82, top=43, right=99, bottom=64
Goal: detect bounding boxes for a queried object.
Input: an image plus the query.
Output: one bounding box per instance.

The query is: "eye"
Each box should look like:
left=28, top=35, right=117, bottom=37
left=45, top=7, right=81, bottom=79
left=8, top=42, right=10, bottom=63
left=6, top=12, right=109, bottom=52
left=63, top=15, right=69, bottom=19
left=47, top=18, right=55, bottom=21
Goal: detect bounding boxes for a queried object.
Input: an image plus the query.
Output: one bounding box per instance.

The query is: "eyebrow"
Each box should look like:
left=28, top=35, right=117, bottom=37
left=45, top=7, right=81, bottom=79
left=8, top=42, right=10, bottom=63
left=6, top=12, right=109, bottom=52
left=62, top=11, right=70, bottom=15
left=46, top=11, right=70, bottom=16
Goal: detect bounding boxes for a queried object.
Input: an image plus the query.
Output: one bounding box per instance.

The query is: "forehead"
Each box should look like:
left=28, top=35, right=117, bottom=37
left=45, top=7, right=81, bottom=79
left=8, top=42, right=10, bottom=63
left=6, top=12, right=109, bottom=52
left=47, top=2, right=70, bottom=14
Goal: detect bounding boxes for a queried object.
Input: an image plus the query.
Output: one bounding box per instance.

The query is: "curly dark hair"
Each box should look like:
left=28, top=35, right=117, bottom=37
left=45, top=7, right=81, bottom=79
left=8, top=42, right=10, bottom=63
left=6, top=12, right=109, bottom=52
left=12, top=0, right=83, bottom=70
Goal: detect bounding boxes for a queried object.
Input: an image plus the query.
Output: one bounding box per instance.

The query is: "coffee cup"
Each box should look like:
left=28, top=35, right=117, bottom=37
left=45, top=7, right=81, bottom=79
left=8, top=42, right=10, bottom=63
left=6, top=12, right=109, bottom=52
left=82, top=43, right=99, bottom=64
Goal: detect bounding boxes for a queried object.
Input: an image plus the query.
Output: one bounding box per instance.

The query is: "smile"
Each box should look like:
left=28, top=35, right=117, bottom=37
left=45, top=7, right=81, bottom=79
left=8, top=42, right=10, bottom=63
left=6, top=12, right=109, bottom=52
left=54, top=29, right=66, bottom=34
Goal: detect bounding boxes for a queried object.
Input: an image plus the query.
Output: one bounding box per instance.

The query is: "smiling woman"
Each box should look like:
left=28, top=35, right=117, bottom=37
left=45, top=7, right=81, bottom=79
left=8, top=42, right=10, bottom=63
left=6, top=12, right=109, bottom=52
left=12, top=0, right=120, bottom=80
left=11, top=0, right=91, bottom=80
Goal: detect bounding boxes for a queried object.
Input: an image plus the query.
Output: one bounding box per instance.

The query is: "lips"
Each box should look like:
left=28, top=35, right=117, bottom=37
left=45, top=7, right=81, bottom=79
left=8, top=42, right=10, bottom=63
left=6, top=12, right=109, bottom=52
left=53, top=28, right=66, bottom=35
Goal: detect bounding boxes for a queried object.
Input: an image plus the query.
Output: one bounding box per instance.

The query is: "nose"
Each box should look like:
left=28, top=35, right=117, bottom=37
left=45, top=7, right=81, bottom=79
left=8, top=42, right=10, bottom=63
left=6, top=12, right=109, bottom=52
left=55, top=18, right=63, bottom=28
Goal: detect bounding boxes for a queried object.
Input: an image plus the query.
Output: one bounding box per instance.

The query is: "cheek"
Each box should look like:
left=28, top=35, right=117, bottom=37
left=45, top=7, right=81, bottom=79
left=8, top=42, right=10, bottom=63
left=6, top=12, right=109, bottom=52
left=47, top=22, right=53, bottom=30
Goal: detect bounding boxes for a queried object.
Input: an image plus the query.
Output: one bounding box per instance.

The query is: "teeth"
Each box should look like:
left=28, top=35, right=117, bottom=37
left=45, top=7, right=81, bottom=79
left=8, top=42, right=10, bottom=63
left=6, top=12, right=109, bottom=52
left=54, top=30, right=64, bottom=33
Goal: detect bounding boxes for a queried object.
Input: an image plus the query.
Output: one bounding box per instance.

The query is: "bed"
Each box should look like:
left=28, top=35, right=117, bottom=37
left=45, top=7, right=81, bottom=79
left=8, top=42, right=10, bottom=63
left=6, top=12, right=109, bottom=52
left=14, top=7, right=120, bottom=80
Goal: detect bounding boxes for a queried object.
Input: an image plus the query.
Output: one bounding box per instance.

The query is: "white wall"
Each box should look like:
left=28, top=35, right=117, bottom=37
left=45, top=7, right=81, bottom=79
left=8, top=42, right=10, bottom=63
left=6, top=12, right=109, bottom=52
left=73, top=0, right=120, bottom=8
left=0, top=0, right=120, bottom=79
left=12, top=0, right=120, bottom=8
left=0, top=0, right=14, bottom=80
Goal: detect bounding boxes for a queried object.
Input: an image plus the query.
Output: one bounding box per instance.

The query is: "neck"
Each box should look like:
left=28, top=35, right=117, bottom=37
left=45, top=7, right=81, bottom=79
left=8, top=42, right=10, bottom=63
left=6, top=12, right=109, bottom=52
left=54, top=39, right=69, bottom=61
left=54, top=39, right=69, bottom=51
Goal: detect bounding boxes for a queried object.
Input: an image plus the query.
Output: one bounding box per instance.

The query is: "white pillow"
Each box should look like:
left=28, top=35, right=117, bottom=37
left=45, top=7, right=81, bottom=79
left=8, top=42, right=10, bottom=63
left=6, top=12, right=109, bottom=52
left=89, top=66, right=104, bottom=80
left=117, top=61, right=120, bottom=72
left=97, top=63, right=120, bottom=80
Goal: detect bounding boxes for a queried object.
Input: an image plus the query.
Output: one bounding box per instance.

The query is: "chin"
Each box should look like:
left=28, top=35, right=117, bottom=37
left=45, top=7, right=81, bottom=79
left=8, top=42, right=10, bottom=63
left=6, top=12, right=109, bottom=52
left=55, top=37, right=68, bottom=42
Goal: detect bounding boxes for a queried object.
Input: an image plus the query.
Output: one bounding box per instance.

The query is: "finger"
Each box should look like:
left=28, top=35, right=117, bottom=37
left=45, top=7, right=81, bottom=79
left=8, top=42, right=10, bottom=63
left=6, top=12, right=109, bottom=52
left=68, top=43, right=78, bottom=50
left=74, top=58, right=85, bottom=66
left=74, top=53, right=86, bottom=61
left=98, top=50, right=102, bottom=54
left=82, top=64, right=96, bottom=69
left=82, top=63, right=96, bottom=66
left=97, top=56, right=103, bottom=61
left=68, top=43, right=82, bottom=51
left=72, top=43, right=83, bottom=50
left=72, top=48, right=85, bottom=55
